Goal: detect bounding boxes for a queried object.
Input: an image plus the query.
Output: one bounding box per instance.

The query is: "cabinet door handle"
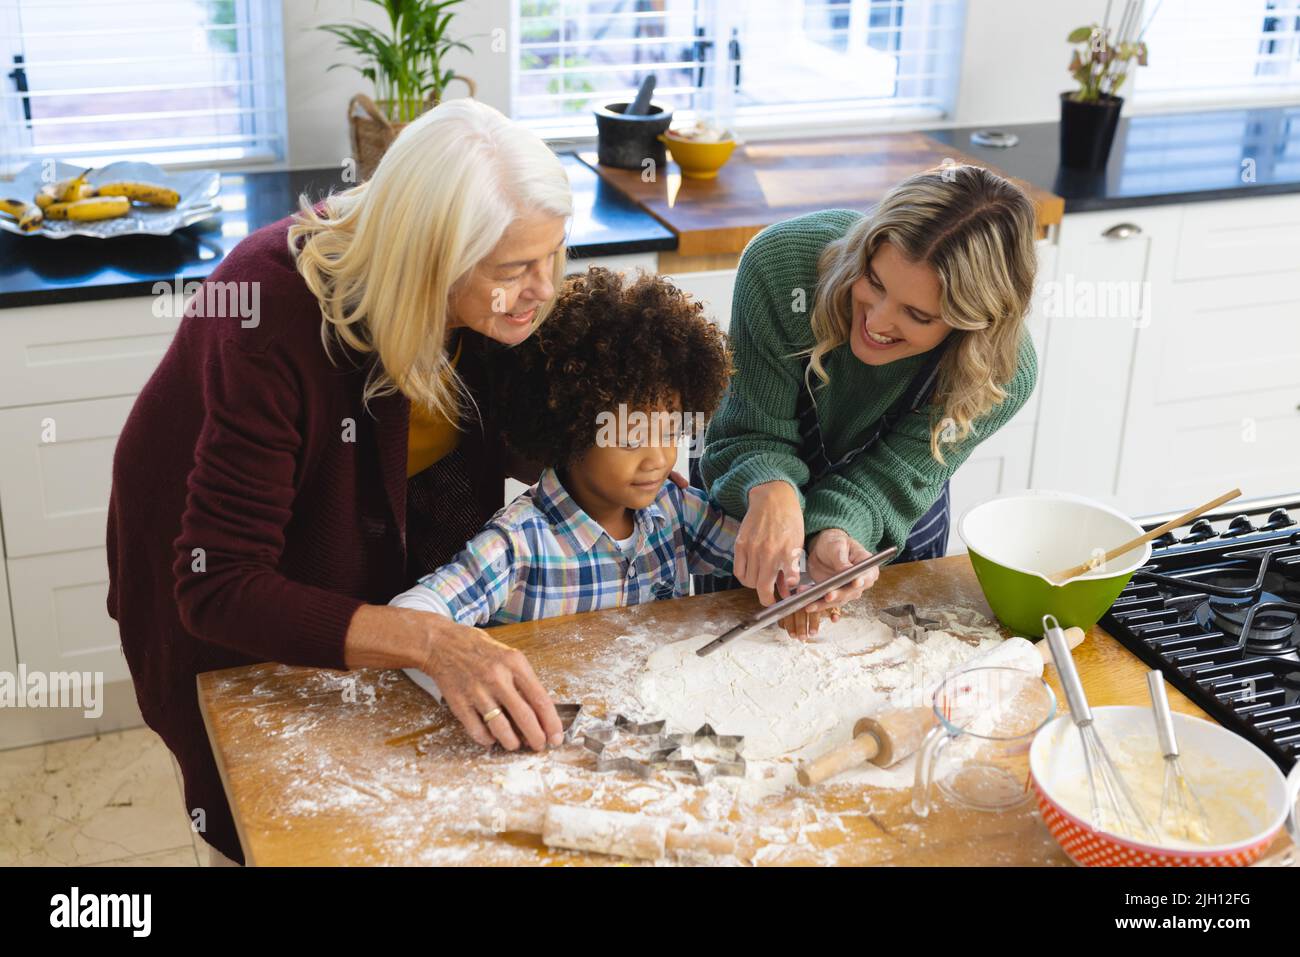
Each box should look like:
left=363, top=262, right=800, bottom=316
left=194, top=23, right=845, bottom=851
left=1102, top=223, right=1142, bottom=240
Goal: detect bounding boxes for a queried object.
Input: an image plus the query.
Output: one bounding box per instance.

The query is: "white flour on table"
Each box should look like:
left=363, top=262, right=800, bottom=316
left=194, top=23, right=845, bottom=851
left=634, top=613, right=1003, bottom=762
left=230, top=603, right=1015, bottom=864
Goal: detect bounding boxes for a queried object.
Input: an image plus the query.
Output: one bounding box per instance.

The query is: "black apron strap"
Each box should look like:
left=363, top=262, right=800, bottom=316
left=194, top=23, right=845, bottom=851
left=795, top=341, right=948, bottom=483
left=693, top=342, right=953, bottom=593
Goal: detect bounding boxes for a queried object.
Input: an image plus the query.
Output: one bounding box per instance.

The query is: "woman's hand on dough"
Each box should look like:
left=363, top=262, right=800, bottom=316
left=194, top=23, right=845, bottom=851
left=800, top=528, right=880, bottom=613
left=417, top=617, right=564, bottom=752
left=734, top=481, right=805, bottom=606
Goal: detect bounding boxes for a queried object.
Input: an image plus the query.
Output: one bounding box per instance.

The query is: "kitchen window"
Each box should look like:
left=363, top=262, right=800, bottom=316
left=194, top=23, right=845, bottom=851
left=512, top=0, right=968, bottom=139
left=0, top=0, right=287, bottom=174
left=1132, top=0, right=1300, bottom=109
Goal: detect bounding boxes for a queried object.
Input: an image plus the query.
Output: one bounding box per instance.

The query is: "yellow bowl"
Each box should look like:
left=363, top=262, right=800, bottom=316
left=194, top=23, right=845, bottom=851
left=657, top=132, right=737, bottom=179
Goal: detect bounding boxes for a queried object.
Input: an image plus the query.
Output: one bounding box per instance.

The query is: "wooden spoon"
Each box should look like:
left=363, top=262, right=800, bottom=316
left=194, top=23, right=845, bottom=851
left=1049, top=488, right=1241, bottom=584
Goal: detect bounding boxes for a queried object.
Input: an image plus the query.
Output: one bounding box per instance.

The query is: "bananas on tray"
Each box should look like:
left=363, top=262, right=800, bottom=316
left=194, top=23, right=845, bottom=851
left=43, top=196, right=133, bottom=221
left=34, top=171, right=96, bottom=208
left=1, top=168, right=182, bottom=234
left=0, top=198, right=43, bottom=232
left=97, top=182, right=180, bottom=207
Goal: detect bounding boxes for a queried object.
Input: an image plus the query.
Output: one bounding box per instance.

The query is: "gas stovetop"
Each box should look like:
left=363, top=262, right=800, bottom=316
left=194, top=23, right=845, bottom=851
left=1100, top=493, right=1300, bottom=772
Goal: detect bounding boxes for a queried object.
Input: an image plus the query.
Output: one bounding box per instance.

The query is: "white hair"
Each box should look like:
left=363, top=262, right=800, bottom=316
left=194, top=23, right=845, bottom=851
left=289, top=98, right=573, bottom=417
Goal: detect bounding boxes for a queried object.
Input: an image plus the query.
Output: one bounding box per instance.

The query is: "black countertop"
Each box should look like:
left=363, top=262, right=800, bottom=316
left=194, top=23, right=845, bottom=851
left=3, top=104, right=1297, bottom=308
left=928, top=104, right=1300, bottom=214
left=0, top=153, right=674, bottom=309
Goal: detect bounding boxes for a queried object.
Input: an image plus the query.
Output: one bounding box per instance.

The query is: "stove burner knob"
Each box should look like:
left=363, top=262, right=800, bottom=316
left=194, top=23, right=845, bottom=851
left=1183, top=518, right=1215, bottom=542
left=1226, top=514, right=1255, bottom=536
left=1151, top=531, right=1179, bottom=549
left=1264, top=507, right=1295, bottom=530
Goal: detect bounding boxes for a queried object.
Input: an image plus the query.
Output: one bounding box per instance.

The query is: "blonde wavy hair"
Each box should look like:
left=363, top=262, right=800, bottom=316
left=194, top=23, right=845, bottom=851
left=807, top=165, right=1037, bottom=463
left=288, top=99, right=572, bottom=421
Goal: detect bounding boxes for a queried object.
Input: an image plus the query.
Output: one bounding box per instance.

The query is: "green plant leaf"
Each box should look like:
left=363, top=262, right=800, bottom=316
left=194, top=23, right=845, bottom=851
left=317, top=0, right=469, bottom=104
left=1067, top=26, right=1093, bottom=43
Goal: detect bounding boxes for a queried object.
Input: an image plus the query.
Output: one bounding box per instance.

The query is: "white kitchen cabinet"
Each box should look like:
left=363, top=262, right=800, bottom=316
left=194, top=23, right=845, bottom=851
left=1174, top=197, right=1300, bottom=281
left=0, top=298, right=179, bottom=408
left=658, top=267, right=738, bottom=333
left=1033, top=193, right=1300, bottom=518
left=1030, top=205, right=1183, bottom=509
left=0, top=546, right=16, bottom=681
left=8, top=546, right=126, bottom=680
left=0, top=298, right=160, bottom=721
left=1116, top=212, right=1300, bottom=514
left=948, top=420, right=1037, bottom=549
left=1116, top=388, right=1300, bottom=514
left=0, top=396, right=136, bottom=558
left=655, top=267, right=739, bottom=478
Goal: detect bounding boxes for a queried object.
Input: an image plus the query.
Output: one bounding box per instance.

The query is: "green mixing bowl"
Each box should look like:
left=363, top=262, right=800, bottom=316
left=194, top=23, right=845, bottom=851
left=957, top=490, right=1150, bottom=638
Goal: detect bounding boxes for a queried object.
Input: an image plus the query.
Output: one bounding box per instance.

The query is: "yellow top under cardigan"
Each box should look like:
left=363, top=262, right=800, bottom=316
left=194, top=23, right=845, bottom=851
left=406, top=335, right=463, bottom=477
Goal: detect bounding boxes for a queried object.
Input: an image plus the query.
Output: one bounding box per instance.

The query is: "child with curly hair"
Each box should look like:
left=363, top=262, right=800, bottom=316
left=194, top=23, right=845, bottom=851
left=390, top=266, right=737, bottom=629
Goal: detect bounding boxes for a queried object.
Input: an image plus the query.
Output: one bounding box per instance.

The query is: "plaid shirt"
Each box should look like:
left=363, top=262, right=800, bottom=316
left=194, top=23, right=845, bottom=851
left=390, top=467, right=738, bottom=626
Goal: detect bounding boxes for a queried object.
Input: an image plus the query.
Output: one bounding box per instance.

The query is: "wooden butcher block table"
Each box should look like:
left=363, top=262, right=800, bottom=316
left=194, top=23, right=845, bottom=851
left=577, top=131, right=1066, bottom=264
left=197, top=554, right=1209, bottom=866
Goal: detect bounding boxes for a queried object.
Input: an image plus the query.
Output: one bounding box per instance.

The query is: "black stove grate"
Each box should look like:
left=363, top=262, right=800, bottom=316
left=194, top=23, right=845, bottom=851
left=1099, top=500, right=1300, bottom=773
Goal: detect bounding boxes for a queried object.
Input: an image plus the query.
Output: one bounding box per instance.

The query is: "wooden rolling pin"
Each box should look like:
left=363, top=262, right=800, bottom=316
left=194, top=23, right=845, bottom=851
left=797, top=625, right=1085, bottom=786
left=482, top=803, right=736, bottom=862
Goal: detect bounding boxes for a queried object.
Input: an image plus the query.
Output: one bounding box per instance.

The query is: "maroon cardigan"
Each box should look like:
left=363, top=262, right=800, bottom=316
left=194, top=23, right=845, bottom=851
left=106, top=215, right=505, bottom=862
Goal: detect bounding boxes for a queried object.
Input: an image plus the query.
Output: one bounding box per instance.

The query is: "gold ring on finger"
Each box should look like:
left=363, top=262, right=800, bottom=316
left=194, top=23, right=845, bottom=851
left=481, top=707, right=503, bottom=723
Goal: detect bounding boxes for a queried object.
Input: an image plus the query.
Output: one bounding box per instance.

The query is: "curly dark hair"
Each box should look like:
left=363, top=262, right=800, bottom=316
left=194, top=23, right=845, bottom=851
left=493, top=266, right=733, bottom=467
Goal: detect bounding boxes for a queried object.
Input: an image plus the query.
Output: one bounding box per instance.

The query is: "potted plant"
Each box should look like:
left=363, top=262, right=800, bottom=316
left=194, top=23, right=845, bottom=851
left=1060, top=1, right=1152, bottom=170
left=320, top=0, right=477, bottom=180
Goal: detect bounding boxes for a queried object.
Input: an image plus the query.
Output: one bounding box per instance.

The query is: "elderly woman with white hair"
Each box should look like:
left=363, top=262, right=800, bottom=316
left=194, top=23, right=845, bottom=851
left=106, top=100, right=572, bottom=865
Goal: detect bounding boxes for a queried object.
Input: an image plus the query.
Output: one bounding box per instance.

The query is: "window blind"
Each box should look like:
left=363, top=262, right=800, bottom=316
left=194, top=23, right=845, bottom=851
left=0, top=0, right=287, bottom=173
left=511, top=0, right=968, bottom=138
left=1133, top=0, right=1300, bottom=108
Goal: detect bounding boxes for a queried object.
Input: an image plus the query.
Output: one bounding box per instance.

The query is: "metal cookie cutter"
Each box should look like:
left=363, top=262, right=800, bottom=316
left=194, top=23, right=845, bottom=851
left=581, top=717, right=747, bottom=785
left=580, top=714, right=666, bottom=779
left=553, top=703, right=585, bottom=742
left=652, top=723, right=747, bottom=785
left=880, top=604, right=940, bottom=642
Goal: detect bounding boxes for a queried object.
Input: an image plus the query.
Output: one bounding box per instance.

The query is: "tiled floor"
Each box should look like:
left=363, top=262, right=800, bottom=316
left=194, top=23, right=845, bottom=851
left=0, top=727, right=209, bottom=866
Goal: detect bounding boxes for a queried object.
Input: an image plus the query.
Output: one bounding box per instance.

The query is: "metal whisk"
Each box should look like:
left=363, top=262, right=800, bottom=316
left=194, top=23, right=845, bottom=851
left=1146, top=671, right=1213, bottom=843
left=1043, top=614, right=1156, bottom=841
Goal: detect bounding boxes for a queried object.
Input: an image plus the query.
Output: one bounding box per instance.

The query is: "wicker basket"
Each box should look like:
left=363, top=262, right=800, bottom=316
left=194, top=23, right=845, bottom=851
left=347, top=77, right=477, bottom=182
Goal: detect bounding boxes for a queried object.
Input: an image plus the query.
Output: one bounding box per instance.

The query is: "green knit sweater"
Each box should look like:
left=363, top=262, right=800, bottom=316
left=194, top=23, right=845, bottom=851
left=700, top=208, right=1038, bottom=554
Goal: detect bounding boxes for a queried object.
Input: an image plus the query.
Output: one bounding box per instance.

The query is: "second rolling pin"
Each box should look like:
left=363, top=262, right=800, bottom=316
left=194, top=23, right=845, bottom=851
left=482, top=803, right=736, bottom=862
left=797, top=626, right=1085, bottom=786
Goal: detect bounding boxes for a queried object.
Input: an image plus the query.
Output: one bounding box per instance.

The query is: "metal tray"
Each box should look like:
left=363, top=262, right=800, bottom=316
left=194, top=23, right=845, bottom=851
left=0, top=160, right=221, bottom=239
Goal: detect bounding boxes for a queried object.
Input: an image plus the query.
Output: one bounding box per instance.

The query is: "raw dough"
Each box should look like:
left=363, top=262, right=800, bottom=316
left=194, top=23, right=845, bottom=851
left=634, top=612, right=1004, bottom=761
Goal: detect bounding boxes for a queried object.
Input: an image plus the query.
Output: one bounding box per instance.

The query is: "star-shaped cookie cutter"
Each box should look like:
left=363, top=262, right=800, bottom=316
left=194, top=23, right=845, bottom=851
left=651, top=723, right=747, bottom=785
left=879, top=603, right=940, bottom=642
left=581, top=716, right=747, bottom=784
left=581, top=714, right=666, bottom=779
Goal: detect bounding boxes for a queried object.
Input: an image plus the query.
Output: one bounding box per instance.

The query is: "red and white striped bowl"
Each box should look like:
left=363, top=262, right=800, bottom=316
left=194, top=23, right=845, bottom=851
left=1029, top=706, right=1292, bottom=867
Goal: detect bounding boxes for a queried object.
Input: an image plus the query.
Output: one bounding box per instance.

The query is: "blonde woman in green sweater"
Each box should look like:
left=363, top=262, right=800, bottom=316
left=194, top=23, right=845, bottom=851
left=697, top=165, right=1040, bottom=636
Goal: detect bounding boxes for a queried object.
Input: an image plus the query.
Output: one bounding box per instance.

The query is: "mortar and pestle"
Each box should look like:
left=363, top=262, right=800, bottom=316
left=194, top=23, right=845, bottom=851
left=594, top=74, right=672, bottom=170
